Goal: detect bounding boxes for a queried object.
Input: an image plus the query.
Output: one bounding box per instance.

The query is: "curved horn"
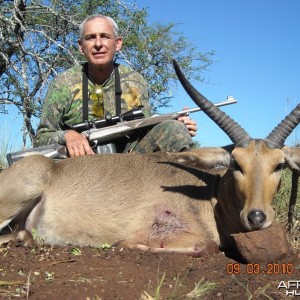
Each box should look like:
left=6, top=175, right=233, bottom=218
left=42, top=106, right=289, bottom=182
left=265, top=103, right=300, bottom=148
left=173, top=60, right=251, bottom=146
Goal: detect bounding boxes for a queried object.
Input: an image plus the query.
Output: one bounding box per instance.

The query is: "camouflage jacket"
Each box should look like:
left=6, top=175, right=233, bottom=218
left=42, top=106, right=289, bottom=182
left=35, top=63, right=151, bottom=146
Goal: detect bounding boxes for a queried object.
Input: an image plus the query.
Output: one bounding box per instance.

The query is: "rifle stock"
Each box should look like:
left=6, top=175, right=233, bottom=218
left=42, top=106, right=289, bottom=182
left=6, top=143, right=68, bottom=166
left=7, top=97, right=237, bottom=165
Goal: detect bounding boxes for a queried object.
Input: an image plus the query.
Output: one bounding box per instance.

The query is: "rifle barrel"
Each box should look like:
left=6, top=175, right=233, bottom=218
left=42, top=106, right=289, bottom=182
left=175, top=96, right=237, bottom=116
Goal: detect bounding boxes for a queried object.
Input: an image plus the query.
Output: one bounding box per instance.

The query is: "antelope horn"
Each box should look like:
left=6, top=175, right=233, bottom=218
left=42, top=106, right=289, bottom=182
left=173, top=60, right=251, bottom=147
left=265, top=103, right=300, bottom=148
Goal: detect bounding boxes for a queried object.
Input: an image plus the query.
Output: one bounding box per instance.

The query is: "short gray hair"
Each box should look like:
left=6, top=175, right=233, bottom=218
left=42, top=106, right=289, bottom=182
left=79, top=15, right=119, bottom=38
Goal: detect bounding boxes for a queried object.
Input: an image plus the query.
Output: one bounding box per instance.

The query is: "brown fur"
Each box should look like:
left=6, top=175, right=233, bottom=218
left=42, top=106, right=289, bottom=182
left=1, top=142, right=299, bottom=256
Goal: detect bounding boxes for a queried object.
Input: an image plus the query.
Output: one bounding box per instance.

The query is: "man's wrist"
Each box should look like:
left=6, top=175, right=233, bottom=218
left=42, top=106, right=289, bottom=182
left=59, top=130, right=70, bottom=145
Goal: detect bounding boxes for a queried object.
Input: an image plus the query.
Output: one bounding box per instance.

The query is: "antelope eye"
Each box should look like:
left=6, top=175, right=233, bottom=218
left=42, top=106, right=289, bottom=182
left=274, top=163, right=284, bottom=172
left=231, top=159, right=243, bottom=173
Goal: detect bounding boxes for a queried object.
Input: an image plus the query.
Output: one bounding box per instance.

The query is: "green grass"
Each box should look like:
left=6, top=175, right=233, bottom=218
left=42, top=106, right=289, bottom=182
left=273, top=168, right=300, bottom=250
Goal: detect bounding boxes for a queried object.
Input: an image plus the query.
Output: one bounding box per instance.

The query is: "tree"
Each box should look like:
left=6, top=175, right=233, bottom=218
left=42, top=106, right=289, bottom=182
left=0, top=0, right=214, bottom=147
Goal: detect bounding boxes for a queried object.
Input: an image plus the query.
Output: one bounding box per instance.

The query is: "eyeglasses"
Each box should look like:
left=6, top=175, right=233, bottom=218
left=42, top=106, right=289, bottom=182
left=89, top=87, right=104, bottom=118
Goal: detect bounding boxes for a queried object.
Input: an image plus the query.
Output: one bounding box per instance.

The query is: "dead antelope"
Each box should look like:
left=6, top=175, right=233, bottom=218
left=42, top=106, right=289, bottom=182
left=0, top=61, right=299, bottom=258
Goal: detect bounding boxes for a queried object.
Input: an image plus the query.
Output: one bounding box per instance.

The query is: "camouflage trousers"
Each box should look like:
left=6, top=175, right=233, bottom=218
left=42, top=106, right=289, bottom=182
left=131, top=119, right=194, bottom=154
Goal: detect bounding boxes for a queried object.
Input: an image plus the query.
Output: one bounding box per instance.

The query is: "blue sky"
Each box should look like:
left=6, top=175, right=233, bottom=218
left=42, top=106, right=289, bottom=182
left=137, top=0, right=300, bottom=146
left=1, top=0, right=299, bottom=150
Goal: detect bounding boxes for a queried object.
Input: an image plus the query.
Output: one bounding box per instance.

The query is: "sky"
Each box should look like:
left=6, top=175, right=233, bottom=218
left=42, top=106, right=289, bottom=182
left=1, top=0, right=299, bottom=149
left=136, top=0, right=300, bottom=147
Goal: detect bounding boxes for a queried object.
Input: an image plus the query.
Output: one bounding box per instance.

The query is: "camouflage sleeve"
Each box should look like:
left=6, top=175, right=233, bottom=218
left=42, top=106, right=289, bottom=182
left=34, top=80, right=72, bottom=147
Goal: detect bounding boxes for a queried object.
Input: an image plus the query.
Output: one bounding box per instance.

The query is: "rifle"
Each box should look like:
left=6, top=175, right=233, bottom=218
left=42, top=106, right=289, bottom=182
left=6, top=96, right=237, bottom=165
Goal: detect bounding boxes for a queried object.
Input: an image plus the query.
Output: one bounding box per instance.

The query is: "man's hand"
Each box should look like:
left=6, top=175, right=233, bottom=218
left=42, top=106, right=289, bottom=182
left=178, top=106, right=198, bottom=137
left=64, top=130, right=95, bottom=157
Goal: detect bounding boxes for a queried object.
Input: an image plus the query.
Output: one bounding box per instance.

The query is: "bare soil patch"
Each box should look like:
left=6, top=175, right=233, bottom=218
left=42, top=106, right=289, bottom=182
left=0, top=240, right=299, bottom=299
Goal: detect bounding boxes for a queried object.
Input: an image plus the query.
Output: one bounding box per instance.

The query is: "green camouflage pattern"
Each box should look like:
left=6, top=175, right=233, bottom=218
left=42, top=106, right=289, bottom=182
left=132, top=120, right=194, bottom=153
left=35, top=63, right=194, bottom=153
left=35, top=63, right=151, bottom=146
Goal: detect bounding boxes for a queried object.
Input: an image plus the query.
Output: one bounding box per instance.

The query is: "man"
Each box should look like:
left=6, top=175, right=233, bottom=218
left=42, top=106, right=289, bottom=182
left=35, top=14, right=197, bottom=157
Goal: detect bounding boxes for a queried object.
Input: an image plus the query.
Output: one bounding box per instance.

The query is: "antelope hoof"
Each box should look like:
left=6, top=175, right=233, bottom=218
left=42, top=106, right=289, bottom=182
left=0, top=230, right=34, bottom=247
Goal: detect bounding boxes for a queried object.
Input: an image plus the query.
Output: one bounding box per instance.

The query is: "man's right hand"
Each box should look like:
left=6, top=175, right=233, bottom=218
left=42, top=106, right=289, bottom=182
left=64, top=130, right=95, bottom=157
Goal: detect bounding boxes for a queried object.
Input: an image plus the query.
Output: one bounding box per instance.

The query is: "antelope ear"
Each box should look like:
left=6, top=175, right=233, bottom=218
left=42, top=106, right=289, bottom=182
left=282, top=146, right=300, bottom=172
left=167, top=147, right=232, bottom=169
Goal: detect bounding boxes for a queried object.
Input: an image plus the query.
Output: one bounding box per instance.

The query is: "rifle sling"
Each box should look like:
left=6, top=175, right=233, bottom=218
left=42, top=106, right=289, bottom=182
left=114, top=63, right=122, bottom=116
left=82, top=63, right=89, bottom=123
left=82, top=62, right=122, bottom=123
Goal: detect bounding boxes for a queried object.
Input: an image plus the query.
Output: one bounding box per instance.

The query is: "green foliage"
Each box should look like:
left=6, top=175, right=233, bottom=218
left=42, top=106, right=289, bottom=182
left=97, top=242, right=111, bottom=250
left=31, top=228, right=45, bottom=245
left=71, top=248, right=82, bottom=256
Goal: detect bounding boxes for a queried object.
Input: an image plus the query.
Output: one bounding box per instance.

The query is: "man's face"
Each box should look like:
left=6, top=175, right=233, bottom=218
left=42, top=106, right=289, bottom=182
left=78, top=18, right=122, bottom=68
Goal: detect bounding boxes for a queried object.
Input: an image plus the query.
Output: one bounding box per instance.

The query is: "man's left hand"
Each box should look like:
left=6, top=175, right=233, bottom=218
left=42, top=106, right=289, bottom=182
left=178, top=106, right=197, bottom=137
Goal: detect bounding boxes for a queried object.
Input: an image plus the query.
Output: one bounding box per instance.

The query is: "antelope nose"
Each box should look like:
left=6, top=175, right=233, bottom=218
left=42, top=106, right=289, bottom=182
left=247, top=210, right=266, bottom=230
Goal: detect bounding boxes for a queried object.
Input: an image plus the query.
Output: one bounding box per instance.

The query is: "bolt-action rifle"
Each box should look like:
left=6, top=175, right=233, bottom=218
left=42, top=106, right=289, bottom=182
left=6, top=96, right=237, bottom=165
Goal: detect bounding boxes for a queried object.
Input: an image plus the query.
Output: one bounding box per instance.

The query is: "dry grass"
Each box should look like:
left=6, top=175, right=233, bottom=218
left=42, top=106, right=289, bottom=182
left=141, top=274, right=218, bottom=300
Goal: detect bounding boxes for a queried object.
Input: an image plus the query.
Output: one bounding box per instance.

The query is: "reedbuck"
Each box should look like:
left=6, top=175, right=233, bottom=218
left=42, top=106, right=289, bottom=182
left=0, top=61, right=300, bottom=257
